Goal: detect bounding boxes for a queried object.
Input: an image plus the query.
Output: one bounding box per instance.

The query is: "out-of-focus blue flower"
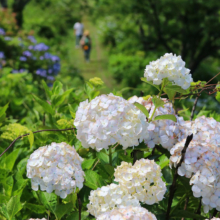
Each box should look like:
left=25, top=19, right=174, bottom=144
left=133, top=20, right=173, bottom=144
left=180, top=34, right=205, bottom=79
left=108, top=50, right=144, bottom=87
left=28, top=36, right=37, bottom=44
left=47, top=83, right=53, bottom=87
left=20, top=56, right=27, bottom=61
left=4, top=36, right=11, bottom=41
left=51, top=55, right=60, bottom=62
left=48, top=69, right=53, bottom=74
left=0, top=28, right=5, bottom=35
left=28, top=45, right=34, bottom=50
left=23, top=51, right=32, bottom=57
left=40, top=56, right=44, bottom=60
left=47, top=76, right=54, bottom=81
left=0, top=51, right=5, bottom=59
left=36, top=69, right=47, bottom=77
left=33, top=43, right=49, bottom=51
left=44, top=52, right=51, bottom=59
left=52, top=63, right=61, bottom=75
left=12, top=69, right=27, bottom=74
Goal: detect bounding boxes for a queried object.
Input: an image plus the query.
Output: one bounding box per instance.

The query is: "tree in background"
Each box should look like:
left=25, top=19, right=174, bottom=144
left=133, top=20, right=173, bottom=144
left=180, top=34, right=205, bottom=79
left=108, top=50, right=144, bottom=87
left=92, top=0, right=220, bottom=77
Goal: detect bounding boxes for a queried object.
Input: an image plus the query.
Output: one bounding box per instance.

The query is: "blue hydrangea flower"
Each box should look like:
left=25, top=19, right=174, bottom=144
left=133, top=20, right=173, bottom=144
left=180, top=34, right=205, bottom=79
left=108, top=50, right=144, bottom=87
left=0, top=28, right=5, bottom=35
left=20, top=56, right=27, bottom=61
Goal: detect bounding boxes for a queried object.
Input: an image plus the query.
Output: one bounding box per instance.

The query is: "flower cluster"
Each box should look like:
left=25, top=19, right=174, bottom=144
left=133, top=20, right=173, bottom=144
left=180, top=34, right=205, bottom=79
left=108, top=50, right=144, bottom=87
left=74, top=93, right=149, bottom=151
left=192, top=116, right=220, bottom=147
left=27, top=142, right=85, bottom=199
left=144, top=53, right=193, bottom=89
left=207, top=218, right=220, bottom=220
left=114, top=159, right=166, bottom=205
left=96, top=206, right=157, bottom=220
left=87, top=184, right=140, bottom=217
left=129, top=96, right=191, bottom=150
left=28, top=218, right=47, bottom=220
left=170, top=139, right=220, bottom=213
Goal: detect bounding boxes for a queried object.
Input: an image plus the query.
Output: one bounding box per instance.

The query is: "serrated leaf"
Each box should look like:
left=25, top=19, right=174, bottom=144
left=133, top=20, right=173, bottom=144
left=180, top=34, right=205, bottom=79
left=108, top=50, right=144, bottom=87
left=81, top=159, right=96, bottom=170
left=141, top=77, right=160, bottom=91
left=25, top=203, right=46, bottom=214
left=42, top=80, right=52, bottom=99
left=154, top=114, right=177, bottom=122
left=134, top=102, right=149, bottom=118
left=54, top=203, right=73, bottom=220
left=28, top=131, right=34, bottom=149
left=152, top=96, right=164, bottom=108
left=0, top=103, right=9, bottom=118
left=32, top=94, right=54, bottom=115
left=7, top=196, right=23, bottom=220
left=38, top=192, right=57, bottom=213
left=84, top=170, right=105, bottom=190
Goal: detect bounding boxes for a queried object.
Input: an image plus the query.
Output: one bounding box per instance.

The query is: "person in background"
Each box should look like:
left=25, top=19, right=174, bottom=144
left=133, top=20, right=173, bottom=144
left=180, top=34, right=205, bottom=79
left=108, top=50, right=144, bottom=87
left=80, top=30, right=92, bottom=63
left=73, top=20, right=84, bottom=48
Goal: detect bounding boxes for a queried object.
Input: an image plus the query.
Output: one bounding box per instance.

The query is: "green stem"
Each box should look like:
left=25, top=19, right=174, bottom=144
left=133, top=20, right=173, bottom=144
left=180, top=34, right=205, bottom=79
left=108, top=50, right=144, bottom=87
left=149, top=81, right=165, bottom=122
left=109, top=146, right=112, bottom=166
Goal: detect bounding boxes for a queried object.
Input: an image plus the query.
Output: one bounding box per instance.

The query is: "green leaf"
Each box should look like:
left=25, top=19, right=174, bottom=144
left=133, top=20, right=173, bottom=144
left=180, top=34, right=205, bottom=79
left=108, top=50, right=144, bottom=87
left=171, top=210, right=206, bottom=219
left=54, top=203, right=73, bottom=220
left=42, top=80, right=52, bottom=99
left=163, top=87, right=176, bottom=100
left=216, top=92, right=220, bottom=103
left=0, top=149, right=21, bottom=171
left=134, top=102, right=149, bottom=118
left=52, top=81, right=63, bottom=95
left=162, top=167, right=173, bottom=188
left=38, top=192, right=57, bottom=213
left=32, top=94, right=54, bottom=115
left=153, top=114, right=177, bottom=122
left=52, top=88, right=74, bottom=107
left=152, top=96, right=164, bottom=108
left=66, top=211, right=89, bottom=220
left=84, top=170, right=105, bottom=190
left=25, top=203, right=46, bottom=214
left=7, top=196, right=23, bottom=220
left=141, top=77, right=160, bottom=91
left=0, top=195, right=10, bottom=204
left=28, top=131, right=34, bottom=149
left=157, top=155, right=169, bottom=169
left=84, top=81, right=94, bottom=100
left=97, top=151, right=109, bottom=164
left=81, top=159, right=96, bottom=170
left=0, top=103, right=9, bottom=118
left=164, top=84, right=186, bottom=94
left=0, top=204, right=8, bottom=219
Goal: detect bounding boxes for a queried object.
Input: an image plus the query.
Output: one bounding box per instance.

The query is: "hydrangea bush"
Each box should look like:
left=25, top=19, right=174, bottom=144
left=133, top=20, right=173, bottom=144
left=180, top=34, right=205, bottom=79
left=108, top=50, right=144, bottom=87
left=1, top=52, right=220, bottom=220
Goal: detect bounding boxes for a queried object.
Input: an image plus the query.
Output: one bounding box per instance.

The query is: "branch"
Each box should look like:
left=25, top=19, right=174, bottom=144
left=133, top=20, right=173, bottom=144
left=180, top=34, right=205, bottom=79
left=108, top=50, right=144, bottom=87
left=0, top=128, right=75, bottom=158
left=190, top=96, right=199, bottom=121
left=77, top=194, right=82, bottom=220
left=181, top=196, right=189, bottom=220
left=165, top=134, right=193, bottom=220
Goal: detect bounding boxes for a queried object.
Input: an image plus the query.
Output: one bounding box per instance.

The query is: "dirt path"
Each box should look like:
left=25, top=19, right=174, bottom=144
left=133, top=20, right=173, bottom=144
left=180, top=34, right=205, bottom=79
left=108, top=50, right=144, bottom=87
left=66, top=17, right=118, bottom=93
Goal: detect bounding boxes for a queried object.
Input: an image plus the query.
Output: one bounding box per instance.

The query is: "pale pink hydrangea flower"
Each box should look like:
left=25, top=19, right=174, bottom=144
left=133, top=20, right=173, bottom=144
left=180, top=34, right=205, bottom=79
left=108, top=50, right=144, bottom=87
left=170, top=139, right=220, bottom=213
left=129, top=96, right=191, bottom=150
left=114, top=159, right=166, bottom=205
left=96, top=206, right=157, bottom=220
left=74, top=93, right=149, bottom=151
left=27, top=142, right=85, bottom=199
left=87, top=184, right=140, bottom=217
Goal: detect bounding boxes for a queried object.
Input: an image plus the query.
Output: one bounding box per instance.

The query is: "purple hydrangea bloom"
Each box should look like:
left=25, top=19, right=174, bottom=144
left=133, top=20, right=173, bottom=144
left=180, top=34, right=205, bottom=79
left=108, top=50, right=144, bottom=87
left=0, top=28, right=5, bottom=35
left=11, top=70, right=20, bottom=74
left=23, top=51, right=32, bottom=57
left=48, top=69, right=53, bottom=74
left=44, top=52, right=51, bottom=59
left=0, top=51, right=5, bottom=59
left=27, top=36, right=37, bottom=44
left=47, top=76, right=55, bottom=81
left=20, top=56, right=27, bottom=61
left=52, top=63, right=61, bottom=75
left=36, top=69, right=47, bottom=77
left=34, top=43, right=49, bottom=51
left=28, top=45, right=34, bottom=50
left=4, top=36, right=11, bottom=41
left=51, top=55, right=60, bottom=62
left=40, top=56, right=44, bottom=60
left=19, top=69, right=26, bottom=73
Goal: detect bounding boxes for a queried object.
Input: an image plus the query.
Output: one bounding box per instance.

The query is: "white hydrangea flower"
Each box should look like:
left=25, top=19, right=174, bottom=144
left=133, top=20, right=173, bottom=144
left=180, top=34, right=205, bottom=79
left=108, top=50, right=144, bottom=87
left=27, top=142, right=85, bottom=199
left=87, top=184, right=140, bottom=217
left=129, top=96, right=191, bottom=150
left=170, top=139, right=220, bottom=213
left=144, top=53, right=193, bottom=90
left=74, top=93, right=149, bottom=151
left=207, top=218, right=220, bottom=220
left=96, top=206, right=157, bottom=220
left=28, top=219, right=47, bottom=220
left=114, top=159, right=166, bottom=205
left=192, top=116, right=220, bottom=147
